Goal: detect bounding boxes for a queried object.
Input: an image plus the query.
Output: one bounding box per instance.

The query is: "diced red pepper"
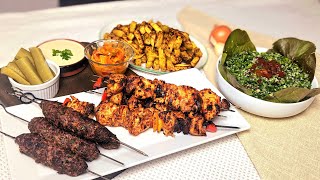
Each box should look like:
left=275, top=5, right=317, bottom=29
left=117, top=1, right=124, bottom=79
left=93, top=77, right=104, bottom=89
left=62, top=98, right=71, bottom=106
left=206, top=124, right=217, bottom=133
left=101, top=90, right=108, bottom=101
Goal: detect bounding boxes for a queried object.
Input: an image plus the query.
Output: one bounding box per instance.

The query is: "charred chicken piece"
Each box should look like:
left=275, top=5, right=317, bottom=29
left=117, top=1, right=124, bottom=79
left=64, top=96, right=95, bottom=117
left=165, top=84, right=200, bottom=113
left=221, top=99, right=231, bottom=110
left=157, top=111, right=186, bottom=136
left=128, top=108, right=154, bottom=136
left=125, top=75, right=141, bottom=94
left=188, top=112, right=206, bottom=136
left=95, top=101, right=120, bottom=126
left=198, top=89, right=221, bottom=121
left=134, top=78, right=156, bottom=99
left=108, top=92, right=123, bottom=105
left=153, top=79, right=166, bottom=103
left=105, top=74, right=127, bottom=95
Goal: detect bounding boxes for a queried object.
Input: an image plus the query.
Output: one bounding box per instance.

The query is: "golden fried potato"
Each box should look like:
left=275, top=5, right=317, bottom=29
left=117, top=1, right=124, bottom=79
left=104, top=20, right=203, bottom=72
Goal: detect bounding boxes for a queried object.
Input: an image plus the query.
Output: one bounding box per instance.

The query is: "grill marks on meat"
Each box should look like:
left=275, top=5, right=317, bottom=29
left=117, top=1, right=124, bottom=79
left=198, top=89, right=221, bottom=121
left=65, top=96, right=94, bottom=117
left=15, top=133, right=87, bottom=176
left=93, top=74, right=229, bottom=137
left=105, top=74, right=127, bottom=95
left=41, top=100, right=120, bottom=149
left=164, top=85, right=200, bottom=113
left=28, top=117, right=100, bottom=161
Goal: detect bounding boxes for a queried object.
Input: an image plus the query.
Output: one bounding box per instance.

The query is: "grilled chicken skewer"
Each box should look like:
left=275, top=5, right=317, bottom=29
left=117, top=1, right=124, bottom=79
left=0, top=131, right=108, bottom=179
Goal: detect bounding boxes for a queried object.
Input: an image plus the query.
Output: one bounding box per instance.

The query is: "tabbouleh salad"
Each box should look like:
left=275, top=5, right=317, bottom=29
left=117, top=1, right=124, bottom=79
left=225, top=51, right=311, bottom=99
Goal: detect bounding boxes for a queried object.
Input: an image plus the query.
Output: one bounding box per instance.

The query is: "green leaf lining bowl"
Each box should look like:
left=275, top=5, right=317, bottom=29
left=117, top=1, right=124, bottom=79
left=216, top=47, right=318, bottom=118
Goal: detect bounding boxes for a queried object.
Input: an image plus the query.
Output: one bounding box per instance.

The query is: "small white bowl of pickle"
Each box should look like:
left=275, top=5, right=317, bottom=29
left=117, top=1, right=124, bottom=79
left=1, top=47, right=60, bottom=99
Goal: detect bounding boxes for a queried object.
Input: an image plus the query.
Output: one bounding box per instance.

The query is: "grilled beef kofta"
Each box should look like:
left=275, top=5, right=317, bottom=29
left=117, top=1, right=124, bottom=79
left=40, top=100, right=120, bottom=149
left=15, top=133, right=88, bottom=176
left=28, top=117, right=100, bottom=161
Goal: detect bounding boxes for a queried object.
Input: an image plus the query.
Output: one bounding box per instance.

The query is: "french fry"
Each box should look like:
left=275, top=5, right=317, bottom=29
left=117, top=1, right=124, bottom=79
left=155, top=31, right=163, bottom=48
left=104, top=20, right=203, bottom=72
left=150, top=32, right=156, bottom=47
left=141, top=55, right=147, bottom=63
left=174, top=36, right=182, bottom=49
left=127, top=33, right=135, bottom=40
left=150, top=22, right=162, bottom=33
left=129, top=21, right=137, bottom=32
left=158, top=47, right=166, bottom=70
left=145, top=47, right=157, bottom=68
left=135, top=58, right=142, bottom=66
left=166, top=58, right=174, bottom=71
left=134, top=30, right=144, bottom=49
left=145, top=25, right=152, bottom=34
left=112, top=29, right=125, bottom=37
left=139, top=25, right=146, bottom=34
left=190, top=57, right=200, bottom=67
left=153, top=59, right=159, bottom=70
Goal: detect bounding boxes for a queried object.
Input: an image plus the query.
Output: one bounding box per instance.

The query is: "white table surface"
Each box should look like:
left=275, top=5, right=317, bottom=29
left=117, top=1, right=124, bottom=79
left=0, top=0, right=319, bottom=179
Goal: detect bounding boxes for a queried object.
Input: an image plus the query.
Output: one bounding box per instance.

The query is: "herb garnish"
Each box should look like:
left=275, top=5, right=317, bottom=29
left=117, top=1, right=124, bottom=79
left=52, top=49, right=73, bottom=60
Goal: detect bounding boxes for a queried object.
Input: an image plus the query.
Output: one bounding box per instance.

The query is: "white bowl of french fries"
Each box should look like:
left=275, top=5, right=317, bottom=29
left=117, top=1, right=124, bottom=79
left=99, top=19, right=208, bottom=74
left=1, top=47, right=60, bottom=99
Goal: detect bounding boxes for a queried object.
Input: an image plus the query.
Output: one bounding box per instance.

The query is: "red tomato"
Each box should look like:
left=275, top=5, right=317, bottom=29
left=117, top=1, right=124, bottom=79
left=206, top=124, right=217, bottom=133
left=210, top=25, right=232, bottom=43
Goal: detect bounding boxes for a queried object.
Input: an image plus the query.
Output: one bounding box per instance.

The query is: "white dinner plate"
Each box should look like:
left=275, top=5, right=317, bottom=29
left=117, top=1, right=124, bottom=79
left=1, top=68, right=250, bottom=180
left=98, top=19, right=208, bottom=75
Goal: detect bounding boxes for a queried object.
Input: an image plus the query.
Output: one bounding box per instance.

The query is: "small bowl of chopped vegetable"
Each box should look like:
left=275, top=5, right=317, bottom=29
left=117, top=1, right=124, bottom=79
left=84, top=39, right=134, bottom=76
left=216, top=29, right=320, bottom=118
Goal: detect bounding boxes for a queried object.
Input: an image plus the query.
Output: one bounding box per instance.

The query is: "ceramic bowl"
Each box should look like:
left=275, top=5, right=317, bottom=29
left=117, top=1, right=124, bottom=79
left=216, top=48, right=318, bottom=118
left=8, top=60, right=60, bottom=99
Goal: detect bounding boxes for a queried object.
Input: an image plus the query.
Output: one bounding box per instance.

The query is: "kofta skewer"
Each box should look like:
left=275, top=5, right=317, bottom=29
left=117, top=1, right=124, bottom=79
left=40, top=100, right=148, bottom=156
left=0, top=103, right=124, bottom=165
left=0, top=131, right=108, bottom=179
left=6, top=91, right=148, bottom=156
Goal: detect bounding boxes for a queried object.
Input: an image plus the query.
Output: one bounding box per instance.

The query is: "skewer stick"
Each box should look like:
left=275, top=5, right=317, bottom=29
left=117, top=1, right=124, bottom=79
left=1, top=108, right=125, bottom=166
left=86, top=90, right=103, bottom=95
left=0, top=131, right=15, bottom=139
left=0, top=104, right=29, bottom=123
left=115, top=139, right=148, bottom=157
left=87, top=170, right=110, bottom=180
left=7, top=90, right=148, bottom=157
left=99, top=153, right=125, bottom=166
left=222, top=109, right=235, bottom=112
left=0, top=131, right=109, bottom=180
left=215, top=125, right=240, bottom=129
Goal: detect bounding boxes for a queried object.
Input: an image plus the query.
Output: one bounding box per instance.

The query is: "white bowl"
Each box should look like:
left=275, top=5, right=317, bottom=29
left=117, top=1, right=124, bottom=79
left=216, top=48, right=318, bottom=118
left=8, top=60, right=60, bottom=99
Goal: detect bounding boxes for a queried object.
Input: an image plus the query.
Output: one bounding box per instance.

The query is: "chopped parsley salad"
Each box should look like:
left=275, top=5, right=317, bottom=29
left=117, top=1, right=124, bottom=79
left=225, top=51, right=311, bottom=100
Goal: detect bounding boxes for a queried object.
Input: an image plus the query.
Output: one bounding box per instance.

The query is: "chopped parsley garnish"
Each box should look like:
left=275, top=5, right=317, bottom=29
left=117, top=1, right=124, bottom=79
left=52, top=49, right=73, bottom=60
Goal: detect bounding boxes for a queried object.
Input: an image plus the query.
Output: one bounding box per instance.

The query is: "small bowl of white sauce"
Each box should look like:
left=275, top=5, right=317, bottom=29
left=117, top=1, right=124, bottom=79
left=37, top=39, right=87, bottom=77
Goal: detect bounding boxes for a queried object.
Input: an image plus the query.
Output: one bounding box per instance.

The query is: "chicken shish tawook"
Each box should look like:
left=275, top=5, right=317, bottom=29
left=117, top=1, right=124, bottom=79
left=103, top=20, right=203, bottom=72
left=62, top=95, right=95, bottom=118
left=93, top=74, right=230, bottom=137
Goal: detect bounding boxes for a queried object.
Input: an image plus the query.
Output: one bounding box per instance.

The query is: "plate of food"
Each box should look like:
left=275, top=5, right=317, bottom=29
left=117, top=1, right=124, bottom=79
left=216, top=29, right=320, bottom=118
left=99, top=19, right=208, bottom=75
left=1, top=68, right=249, bottom=180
